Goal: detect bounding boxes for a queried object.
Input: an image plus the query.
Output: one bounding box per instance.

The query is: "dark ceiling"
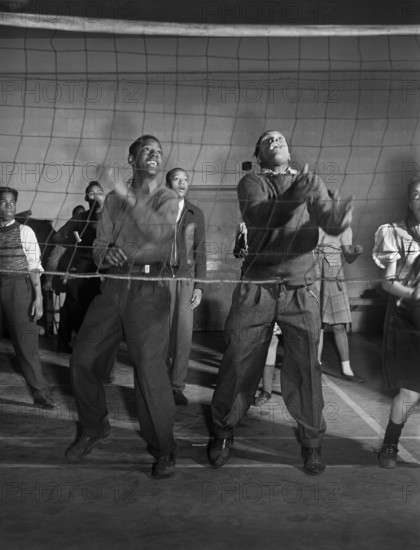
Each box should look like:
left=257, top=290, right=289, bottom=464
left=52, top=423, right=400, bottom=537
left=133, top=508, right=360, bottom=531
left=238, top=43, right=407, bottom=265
left=1, top=0, right=420, bottom=26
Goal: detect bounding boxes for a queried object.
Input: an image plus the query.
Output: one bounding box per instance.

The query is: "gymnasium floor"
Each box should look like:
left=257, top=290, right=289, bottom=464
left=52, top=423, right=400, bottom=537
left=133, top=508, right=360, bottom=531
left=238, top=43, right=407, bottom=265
left=1, top=330, right=419, bottom=550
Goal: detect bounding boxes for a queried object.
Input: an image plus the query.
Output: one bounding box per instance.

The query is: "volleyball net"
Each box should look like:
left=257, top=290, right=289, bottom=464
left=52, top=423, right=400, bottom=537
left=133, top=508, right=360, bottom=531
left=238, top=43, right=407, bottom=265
left=0, top=12, right=420, bottom=303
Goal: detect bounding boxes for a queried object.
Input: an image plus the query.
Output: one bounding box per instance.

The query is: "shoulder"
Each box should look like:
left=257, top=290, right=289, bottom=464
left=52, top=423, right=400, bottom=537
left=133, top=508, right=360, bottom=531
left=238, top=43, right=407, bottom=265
left=185, top=199, right=204, bottom=217
left=238, top=173, right=267, bottom=195
left=20, top=223, right=38, bottom=240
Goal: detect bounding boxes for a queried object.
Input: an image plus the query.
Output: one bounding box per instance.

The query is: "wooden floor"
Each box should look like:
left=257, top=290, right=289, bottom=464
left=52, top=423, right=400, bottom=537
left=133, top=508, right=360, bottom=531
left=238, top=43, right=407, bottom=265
left=1, top=330, right=419, bottom=550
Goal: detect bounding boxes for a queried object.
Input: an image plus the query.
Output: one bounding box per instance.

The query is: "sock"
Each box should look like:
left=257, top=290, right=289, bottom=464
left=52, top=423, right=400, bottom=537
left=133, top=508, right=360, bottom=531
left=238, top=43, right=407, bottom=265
left=383, top=420, right=405, bottom=448
left=341, top=361, right=353, bottom=376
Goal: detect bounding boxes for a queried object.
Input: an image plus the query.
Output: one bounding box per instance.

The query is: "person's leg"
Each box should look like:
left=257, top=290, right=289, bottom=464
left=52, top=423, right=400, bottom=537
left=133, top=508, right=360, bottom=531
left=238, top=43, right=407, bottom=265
left=278, top=284, right=326, bottom=474
left=211, top=283, right=275, bottom=435
left=124, top=280, right=176, bottom=477
left=254, top=333, right=279, bottom=405
left=317, top=328, right=324, bottom=364
left=332, top=323, right=363, bottom=382
left=1, top=277, right=52, bottom=403
left=378, top=388, right=420, bottom=468
left=209, top=283, right=275, bottom=467
left=168, top=279, right=194, bottom=404
left=66, top=279, right=123, bottom=462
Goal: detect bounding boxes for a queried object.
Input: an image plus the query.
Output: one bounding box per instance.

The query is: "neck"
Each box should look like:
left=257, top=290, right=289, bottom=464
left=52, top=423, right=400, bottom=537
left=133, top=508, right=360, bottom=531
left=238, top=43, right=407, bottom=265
left=0, top=219, right=14, bottom=227
left=132, top=171, right=159, bottom=193
left=260, top=162, right=289, bottom=175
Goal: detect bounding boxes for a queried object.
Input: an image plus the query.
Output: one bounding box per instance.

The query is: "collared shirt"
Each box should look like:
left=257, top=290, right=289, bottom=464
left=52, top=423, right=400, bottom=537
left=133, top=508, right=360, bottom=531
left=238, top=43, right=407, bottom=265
left=177, top=199, right=185, bottom=223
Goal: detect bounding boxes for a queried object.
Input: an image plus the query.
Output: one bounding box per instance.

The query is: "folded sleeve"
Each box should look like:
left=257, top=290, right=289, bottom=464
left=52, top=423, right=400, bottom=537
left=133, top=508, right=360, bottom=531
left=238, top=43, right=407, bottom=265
left=372, top=224, right=400, bottom=269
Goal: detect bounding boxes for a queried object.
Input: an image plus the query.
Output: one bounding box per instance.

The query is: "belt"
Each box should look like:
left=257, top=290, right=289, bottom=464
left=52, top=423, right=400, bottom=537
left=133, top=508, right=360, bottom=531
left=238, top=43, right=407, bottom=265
left=124, top=262, right=163, bottom=276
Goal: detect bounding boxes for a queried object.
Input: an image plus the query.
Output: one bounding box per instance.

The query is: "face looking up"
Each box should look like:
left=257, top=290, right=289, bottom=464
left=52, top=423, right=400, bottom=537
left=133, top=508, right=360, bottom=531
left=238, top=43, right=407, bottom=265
left=256, top=131, right=290, bottom=169
left=0, top=191, right=17, bottom=224
left=168, top=169, right=189, bottom=199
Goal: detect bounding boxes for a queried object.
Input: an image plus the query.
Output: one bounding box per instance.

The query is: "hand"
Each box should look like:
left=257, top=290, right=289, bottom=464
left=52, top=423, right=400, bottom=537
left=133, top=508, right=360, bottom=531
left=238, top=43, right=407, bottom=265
left=42, top=279, right=52, bottom=292
left=190, top=288, right=203, bottom=309
left=104, top=245, right=127, bottom=267
left=288, top=163, right=316, bottom=203
left=31, top=295, right=43, bottom=321
left=411, top=286, right=420, bottom=301
left=112, top=169, right=137, bottom=208
left=329, top=190, right=353, bottom=232
left=354, top=244, right=364, bottom=256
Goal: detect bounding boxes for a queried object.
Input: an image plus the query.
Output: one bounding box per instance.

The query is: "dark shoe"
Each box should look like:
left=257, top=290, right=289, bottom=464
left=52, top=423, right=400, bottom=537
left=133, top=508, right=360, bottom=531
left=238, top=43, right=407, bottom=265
left=378, top=444, right=398, bottom=469
left=173, top=390, right=188, bottom=406
left=207, top=436, right=234, bottom=468
left=253, top=390, right=272, bottom=406
left=65, top=420, right=112, bottom=463
left=151, top=452, right=176, bottom=479
left=341, top=372, right=364, bottom=383
left=34, top=394, right=57, bottom=409
left=302, top=446, right=326, bottom=475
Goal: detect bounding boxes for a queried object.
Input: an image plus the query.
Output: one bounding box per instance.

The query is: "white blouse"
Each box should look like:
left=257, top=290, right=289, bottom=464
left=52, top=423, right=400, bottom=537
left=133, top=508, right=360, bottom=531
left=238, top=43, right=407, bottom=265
left=373, top=221, right=420, bottom=279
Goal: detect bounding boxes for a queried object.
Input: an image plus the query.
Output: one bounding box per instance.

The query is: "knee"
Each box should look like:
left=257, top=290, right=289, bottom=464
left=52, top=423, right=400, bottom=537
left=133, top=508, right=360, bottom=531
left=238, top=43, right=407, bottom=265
left=332, top=324, right=346, bottom=335
left=398, top=388, right=420, bottom=405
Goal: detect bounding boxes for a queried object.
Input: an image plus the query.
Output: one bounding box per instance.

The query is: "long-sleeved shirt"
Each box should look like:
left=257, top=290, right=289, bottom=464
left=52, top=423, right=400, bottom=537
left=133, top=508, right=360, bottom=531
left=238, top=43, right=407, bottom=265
left=239, top=171, right=347, bottom=284
left=52, top=209, right=100, bottom=273
left=93, top=185, right=179, bottom=270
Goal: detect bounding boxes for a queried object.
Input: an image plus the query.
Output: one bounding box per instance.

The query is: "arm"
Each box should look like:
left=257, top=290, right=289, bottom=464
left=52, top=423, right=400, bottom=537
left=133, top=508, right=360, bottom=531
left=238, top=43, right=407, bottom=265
left=114, top=179, right=178, bottom=244
left=309, top=184, right=353, bottom=236
left=42, top=244, right=66, bottom=292
left=193, top=208, right=207, bottom=294
left=51, top=217, right=79, bottom=245
left=238, top=167, right=317, bottom=229
left=20, top=225, right=44, bottom=320
left=29, top=270, right=44, bottom=320
left=342, top=244, right=363, bottom=264
left=381, top=261, right=420, bottom=301
left=93, top=193, right=127, bottom=268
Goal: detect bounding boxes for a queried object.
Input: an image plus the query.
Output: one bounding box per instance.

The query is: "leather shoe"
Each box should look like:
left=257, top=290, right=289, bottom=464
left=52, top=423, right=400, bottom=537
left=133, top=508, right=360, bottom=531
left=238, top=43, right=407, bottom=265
left=378, top=444, right=398, bottom=469
left=173, top=390, right=188, bottom=406
left=341, top=372, right=364, bottom=383
left=151, top=452, right=176, bottom=479
left=34, top=395, right=57, bottom=409
left=207, top=436, right=234, bottom=468
left=302, top=446, right=326, bottom=475
left=65, top=420, right=112, bottom=463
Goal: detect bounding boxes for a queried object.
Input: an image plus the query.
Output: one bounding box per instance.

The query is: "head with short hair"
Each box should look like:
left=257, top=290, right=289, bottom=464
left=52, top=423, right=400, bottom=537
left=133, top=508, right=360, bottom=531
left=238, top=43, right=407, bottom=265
left=165, top=168, right=189, bottom=199
left=0, top=186, right=18, bottom=201
left=253, top=130, right=290, bottom=168
left=128, top=135, right=162, bottom=162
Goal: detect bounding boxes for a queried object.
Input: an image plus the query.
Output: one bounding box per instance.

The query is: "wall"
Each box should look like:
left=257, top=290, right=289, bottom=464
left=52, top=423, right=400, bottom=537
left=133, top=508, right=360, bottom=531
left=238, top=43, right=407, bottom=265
left=1, top=26, right=419, bottom=330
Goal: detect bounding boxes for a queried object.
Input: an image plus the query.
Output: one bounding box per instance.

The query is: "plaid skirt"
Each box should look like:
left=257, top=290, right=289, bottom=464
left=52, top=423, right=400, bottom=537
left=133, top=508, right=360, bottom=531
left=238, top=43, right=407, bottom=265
left=318, top=258, right=351, bottom=325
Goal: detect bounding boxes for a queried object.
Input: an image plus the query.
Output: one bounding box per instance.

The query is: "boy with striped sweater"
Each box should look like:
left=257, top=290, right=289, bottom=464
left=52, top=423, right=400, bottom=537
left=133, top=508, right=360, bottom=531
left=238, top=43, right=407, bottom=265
left=0, top=186, right=56, bottom=409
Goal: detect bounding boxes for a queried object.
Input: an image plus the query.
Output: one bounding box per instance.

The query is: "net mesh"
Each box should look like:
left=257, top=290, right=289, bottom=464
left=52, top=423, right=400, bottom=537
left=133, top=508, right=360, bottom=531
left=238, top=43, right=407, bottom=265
left=1, top=19, right=420, bottom=317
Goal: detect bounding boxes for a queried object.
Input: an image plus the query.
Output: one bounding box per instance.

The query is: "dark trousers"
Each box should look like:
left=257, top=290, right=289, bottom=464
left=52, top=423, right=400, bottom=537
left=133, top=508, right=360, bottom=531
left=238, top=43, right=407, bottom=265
left=70, top=278, right=177, bottom=458
left=0, top=276, right=49, bottom=396
left=167, top=279, right=194, bottom=390
left=211, top=282, right=325, bottom=448
left=58, top=276, right=101, bottom=346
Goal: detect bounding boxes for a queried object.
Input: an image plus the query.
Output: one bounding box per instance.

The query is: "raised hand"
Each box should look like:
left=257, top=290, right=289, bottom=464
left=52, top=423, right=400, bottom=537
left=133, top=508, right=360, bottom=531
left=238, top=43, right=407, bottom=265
left=288, top=163, right=316, bottom=203
left=329, top=189, right=353, bottom=232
